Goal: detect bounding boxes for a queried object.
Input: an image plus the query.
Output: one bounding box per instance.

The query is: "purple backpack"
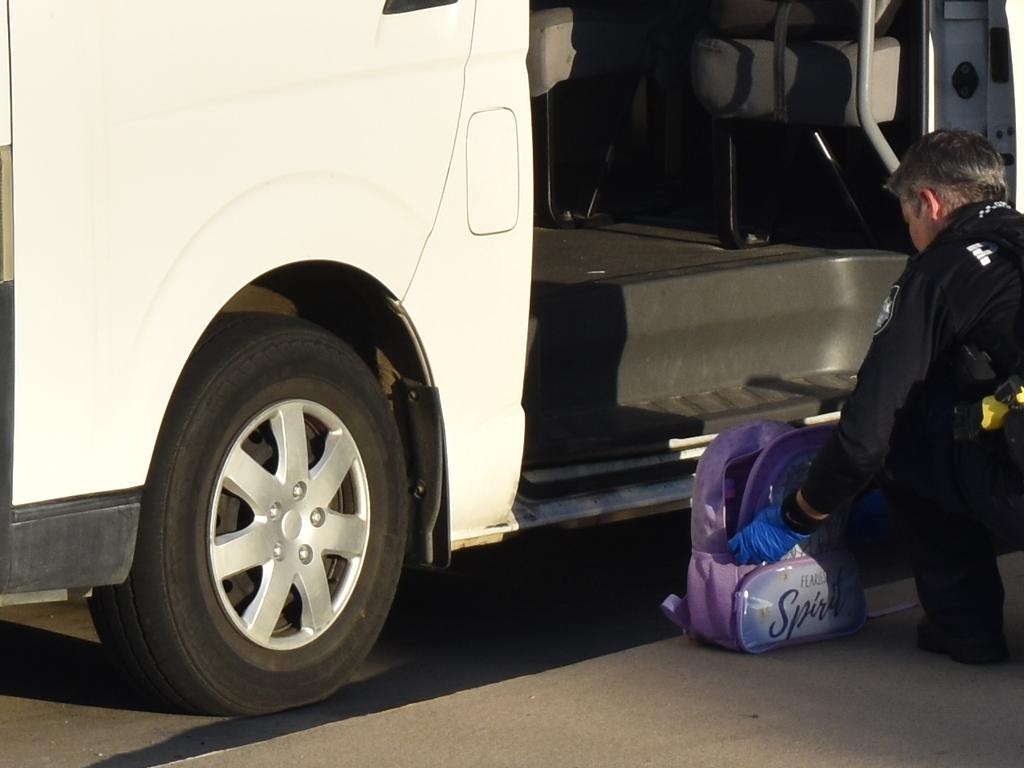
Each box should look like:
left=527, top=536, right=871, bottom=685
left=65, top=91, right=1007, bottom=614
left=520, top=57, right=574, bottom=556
left=661, top=421, right=867, bottom=652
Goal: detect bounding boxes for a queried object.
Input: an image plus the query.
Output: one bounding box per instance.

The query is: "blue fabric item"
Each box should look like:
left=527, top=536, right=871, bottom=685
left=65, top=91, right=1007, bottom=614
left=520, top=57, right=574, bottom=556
left=728, top=504, right=809, bottom=564
left=846, top=489, right=892, bottom=547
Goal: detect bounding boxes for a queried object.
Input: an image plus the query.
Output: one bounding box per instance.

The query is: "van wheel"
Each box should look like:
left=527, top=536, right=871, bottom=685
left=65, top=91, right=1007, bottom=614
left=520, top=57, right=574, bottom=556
left=89, top=315, right=408, bottom=715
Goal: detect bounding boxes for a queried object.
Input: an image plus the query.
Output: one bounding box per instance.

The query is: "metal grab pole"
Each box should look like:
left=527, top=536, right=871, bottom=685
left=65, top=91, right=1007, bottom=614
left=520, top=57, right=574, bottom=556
left=857, top=0, right=900, bottom=173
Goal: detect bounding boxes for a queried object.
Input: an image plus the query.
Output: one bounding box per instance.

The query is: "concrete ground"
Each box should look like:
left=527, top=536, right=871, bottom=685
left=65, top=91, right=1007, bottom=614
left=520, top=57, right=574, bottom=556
left=1, top=513, right=1022, bottom=768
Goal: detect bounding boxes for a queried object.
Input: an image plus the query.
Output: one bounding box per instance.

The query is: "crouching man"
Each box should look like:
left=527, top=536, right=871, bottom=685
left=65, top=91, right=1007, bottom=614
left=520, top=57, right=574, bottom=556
left=730, top=129, right=1024, bottom=664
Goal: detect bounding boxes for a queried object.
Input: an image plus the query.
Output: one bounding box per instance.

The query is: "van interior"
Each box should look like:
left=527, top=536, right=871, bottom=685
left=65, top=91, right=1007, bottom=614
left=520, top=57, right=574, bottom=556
left=522, top=0, right=923, bottom=502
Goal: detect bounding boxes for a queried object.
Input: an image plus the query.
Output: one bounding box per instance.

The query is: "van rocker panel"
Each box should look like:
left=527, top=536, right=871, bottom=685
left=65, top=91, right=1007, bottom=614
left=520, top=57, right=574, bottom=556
left=0, top=282, right=138, bottom=593
left=5, top=490, right=140, bottom=593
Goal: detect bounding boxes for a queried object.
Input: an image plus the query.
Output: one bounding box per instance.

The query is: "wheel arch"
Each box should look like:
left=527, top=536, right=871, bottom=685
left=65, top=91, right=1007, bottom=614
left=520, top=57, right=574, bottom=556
left=157, top=261, right=451, bottom=568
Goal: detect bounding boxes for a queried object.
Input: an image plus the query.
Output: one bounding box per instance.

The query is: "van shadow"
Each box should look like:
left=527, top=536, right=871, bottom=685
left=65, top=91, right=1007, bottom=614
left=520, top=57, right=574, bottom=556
left=54, top=513, right=689, bottom=767
left=0, top=619, right=154, bottom=713
left=0, top=508, right=917, bottom=768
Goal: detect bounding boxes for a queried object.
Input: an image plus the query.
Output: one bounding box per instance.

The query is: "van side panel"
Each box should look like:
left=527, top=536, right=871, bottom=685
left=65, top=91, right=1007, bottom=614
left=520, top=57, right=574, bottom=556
left=933, top=1, right=1016, bottom=195
left=932, top=0, right=990, bottom=134
left=403, top=1, right=533, bottom=539
left=1004, top=1, right=1024, bottom=196
left=0, top=1, right=9, bottom=148
left=8, top=2, right=474, bottom=506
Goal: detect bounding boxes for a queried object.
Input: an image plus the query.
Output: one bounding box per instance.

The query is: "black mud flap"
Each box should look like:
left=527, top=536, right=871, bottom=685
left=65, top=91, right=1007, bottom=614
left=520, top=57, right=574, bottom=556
left=396, top=380, right=450, bottom=568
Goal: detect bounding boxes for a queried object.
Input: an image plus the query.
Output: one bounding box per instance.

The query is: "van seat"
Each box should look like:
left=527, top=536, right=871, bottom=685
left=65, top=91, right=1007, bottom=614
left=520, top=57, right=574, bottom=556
left=692, top=36, right=902, bottom=124
left=690, top=0, right=906, bottom=249
left=692, top=0, right=905, bottom=125
left=528, top=6, right=657, bottom=97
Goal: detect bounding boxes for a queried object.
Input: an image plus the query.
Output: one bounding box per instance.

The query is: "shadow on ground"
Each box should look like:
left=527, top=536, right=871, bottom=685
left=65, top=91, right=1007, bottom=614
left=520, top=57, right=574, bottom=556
left=0, top=620, right=153, bottom=712
left=0, top=511, right=913, bottom=768
left=0, top=512, right=690, bottom=766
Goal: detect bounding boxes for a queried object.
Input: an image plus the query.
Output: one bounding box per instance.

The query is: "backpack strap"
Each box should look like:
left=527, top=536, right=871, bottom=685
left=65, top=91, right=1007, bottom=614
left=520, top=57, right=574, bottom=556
left=660, top=593, right=690, bottom=632
left=736, top=424, right=835, bottom=530
left=772, top=0, right=794, bottom=122
left=691, top=421, right=793, bottom=552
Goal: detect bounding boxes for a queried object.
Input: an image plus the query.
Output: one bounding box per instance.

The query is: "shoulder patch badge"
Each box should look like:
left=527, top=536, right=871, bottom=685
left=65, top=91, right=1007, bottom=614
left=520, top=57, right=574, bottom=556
left=977, top=201, right=1012, bottom=219
left=874, top=284, right=900, bottom=336
left=966, top=241, right=998, bottom=267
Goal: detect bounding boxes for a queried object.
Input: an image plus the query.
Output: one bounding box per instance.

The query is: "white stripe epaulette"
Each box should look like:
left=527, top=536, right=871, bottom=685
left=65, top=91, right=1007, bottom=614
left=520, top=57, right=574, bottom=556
left=978, top=201, right=1013, bottom=218
left=966, top=241, right=998, bottom=266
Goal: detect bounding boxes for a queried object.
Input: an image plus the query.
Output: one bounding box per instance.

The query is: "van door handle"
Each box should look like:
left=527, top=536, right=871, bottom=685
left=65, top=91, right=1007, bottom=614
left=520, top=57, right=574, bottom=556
left=382, top=0, right=457, bottom=14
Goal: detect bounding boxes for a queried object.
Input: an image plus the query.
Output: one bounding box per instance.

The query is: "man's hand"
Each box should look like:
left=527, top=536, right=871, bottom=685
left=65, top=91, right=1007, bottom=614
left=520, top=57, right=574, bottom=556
left=728, top=504, right=809, bottom=565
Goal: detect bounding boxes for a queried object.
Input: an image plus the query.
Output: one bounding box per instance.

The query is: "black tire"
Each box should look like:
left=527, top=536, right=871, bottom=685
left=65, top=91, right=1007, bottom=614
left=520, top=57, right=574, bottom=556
left=89, top=314, right=408, bottom=715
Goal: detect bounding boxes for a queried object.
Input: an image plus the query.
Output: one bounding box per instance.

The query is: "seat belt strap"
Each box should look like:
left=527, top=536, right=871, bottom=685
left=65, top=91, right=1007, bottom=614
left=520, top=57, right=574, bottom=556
left=772, top=0, right=794, bottom=122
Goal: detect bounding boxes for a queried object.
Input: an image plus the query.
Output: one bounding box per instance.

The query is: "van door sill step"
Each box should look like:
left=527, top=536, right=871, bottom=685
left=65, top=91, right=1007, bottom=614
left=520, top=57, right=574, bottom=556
left=524, top=410, right=839, bottom=486
left=513, top=475, right=695, bottom=531
left=528, top=376, right=854, bottom=467
left=520, top=410, right=839, bottom=502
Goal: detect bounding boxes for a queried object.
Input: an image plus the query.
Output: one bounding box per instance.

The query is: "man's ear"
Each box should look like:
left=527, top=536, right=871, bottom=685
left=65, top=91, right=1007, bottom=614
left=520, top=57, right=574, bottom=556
left=919, top=187, right=947, bottom=221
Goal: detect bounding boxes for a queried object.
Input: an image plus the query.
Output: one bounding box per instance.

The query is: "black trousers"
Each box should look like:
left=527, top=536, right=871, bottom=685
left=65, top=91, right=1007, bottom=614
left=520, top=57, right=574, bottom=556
left=881, top=429, right=1024, bottom=640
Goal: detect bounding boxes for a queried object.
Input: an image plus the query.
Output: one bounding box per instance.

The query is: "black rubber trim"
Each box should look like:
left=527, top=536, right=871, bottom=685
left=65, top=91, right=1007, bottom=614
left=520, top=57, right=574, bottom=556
left=7, top=488, right=141, bottom=592
left=382, top=0, right=457, bottom=14
left=991, top=28, right=1010, bottom=84
left=917, top=0, right=930, bottom=137
left=11, top=488, right=138, bottom=524
left=397, top=380, right=451, bottom=568
left=0, top=282, right=12, bottom=592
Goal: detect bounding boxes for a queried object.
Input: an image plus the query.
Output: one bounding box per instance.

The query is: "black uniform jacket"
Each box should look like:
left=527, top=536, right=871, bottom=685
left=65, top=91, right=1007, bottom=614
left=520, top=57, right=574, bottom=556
left=802, top=200, right=1024, bottom=514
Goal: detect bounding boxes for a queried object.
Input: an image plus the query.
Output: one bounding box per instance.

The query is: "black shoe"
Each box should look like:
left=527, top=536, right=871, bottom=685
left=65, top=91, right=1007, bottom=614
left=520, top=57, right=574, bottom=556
left=916, top=617, right=1009, bottom=665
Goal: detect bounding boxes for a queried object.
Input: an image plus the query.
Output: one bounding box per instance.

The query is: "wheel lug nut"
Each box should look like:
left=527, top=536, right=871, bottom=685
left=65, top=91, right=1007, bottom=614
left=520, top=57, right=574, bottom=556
left=298, top=545, right=313, bottom=565
left=269, top=502, right=281, bottom=521
left=292, top=481, right=307, bottom=501
left=272, top=542, right=284, bottom=561
left=310, top=508, right=325, bottom=527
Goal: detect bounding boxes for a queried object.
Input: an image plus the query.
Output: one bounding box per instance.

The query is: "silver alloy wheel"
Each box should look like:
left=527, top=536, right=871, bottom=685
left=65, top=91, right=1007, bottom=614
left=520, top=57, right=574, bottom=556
left=208, top=399, right=370, bottom=651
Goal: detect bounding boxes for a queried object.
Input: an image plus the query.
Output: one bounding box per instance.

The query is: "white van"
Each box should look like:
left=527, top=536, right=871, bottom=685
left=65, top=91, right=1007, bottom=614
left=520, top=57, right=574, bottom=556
left=0, top=0, right=1015, bottom=714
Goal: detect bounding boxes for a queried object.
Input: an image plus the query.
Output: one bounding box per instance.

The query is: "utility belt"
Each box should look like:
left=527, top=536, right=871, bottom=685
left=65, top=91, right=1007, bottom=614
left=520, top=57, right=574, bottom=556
left=953, top=375, right=1024, bottom=471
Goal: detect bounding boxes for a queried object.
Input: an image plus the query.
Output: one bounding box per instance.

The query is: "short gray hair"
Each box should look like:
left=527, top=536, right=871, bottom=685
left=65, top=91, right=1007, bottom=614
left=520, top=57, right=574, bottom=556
left=885, top=129, right=1008, bottom=211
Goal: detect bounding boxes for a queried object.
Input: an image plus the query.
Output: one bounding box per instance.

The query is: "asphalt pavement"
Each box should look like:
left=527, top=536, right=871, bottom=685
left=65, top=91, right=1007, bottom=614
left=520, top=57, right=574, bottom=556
left=1, top=512, right=1022, bottom=768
